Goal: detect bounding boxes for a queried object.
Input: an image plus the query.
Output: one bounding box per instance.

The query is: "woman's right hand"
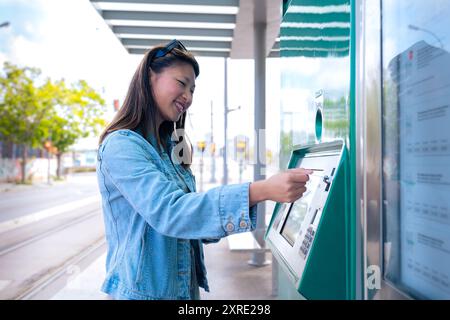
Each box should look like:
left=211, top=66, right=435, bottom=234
left=249, top=168, right=313, bottom=206
left=264, top=168, right=313, bottom=203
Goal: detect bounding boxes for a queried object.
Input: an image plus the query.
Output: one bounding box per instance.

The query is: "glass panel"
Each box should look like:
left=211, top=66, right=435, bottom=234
left=279, top=0, right=350, bottom=169
left=382, top=0, right=450, bottom=299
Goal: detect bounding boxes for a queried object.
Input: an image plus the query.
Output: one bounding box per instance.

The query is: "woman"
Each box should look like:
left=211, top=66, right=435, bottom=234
left=97, top=39, right=312, bottom=300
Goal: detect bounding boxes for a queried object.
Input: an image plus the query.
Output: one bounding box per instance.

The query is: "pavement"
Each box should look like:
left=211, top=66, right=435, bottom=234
left=0, top=180, right=61, bottom=193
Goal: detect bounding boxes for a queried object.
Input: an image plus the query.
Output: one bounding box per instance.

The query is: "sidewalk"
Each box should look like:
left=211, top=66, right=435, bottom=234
left=0, top=176, right=73, bottom=193
left=201, top=238, right=275, bottom=300
left=51, top=252, right=109, bottom=300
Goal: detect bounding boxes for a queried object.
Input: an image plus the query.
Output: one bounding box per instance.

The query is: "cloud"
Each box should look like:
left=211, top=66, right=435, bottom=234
left=0, top=51, right=6, bottom=66
left=2, top=0, right=136, bottom=104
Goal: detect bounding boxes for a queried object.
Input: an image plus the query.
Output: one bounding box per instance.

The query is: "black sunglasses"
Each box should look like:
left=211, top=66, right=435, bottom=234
left=153, top=39, right=187, bottom=59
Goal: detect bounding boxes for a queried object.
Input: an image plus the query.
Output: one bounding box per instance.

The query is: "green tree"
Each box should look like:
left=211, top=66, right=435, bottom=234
left=0, top=62, right=106, bottom=182
left=0, top=62, right=57, bottom=183
left=49, top=79, right=106, bottom=178
left=279, top=131, right=293, bottom=169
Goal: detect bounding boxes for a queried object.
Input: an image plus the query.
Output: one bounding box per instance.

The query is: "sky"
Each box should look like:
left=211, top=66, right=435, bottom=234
left=0, top=0, right=282, bottom=156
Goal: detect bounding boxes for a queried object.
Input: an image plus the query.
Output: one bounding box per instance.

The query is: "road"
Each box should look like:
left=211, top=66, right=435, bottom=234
left=0, top=172, right=105, bottom=300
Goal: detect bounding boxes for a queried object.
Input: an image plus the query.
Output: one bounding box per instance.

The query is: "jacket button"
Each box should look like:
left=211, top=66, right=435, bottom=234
left=239, top=220, right=248, bottom=229
left=226, top=222, right=234, bottom=232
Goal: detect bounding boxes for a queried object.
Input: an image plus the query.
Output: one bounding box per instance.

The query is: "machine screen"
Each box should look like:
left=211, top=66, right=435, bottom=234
left=280, top=159, right=323, bottom=246
left=281, top=202, right=308, bottom=246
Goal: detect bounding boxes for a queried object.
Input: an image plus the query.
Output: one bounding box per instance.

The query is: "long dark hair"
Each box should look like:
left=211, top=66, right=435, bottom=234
left=99, top=44, right=199, bottom=168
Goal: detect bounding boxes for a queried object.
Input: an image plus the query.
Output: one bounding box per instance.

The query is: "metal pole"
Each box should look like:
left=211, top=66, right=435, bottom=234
left=223, top=58, right=228, bottom=185
left=47, top=150, right=51, bottom=185
left=249, top=0, right=269, bottom=267
left=199, top=152, right=204, bottom=192
left=271, top=259, right=279, bottom=297
left=210, top=100, right=217, bottom=183
left=239, top=159, right=243, bottom=183
left=408, top=24, right=444, bottom=49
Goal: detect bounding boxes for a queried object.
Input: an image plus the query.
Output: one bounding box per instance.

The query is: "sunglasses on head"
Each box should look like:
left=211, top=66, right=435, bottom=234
left=153, top=39, right=187, bottom=59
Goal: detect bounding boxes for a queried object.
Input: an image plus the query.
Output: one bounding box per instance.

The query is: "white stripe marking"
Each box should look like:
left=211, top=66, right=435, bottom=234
left=288, top=5, right=350, bottom=14
left=0, top=196, right=101, bottom=234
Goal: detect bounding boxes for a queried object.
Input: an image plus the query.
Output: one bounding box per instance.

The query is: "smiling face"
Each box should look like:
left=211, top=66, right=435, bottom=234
left=150, top=62, right=196, bottom=126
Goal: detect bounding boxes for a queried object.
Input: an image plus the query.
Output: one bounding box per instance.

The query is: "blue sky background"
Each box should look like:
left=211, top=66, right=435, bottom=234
left=0, top=1, right=43, bottom=39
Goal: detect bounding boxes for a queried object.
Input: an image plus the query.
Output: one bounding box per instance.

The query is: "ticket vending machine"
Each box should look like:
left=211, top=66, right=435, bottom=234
left=266, top=139, right=351, bottom=300
left=268, top=0, right=355, bottom=300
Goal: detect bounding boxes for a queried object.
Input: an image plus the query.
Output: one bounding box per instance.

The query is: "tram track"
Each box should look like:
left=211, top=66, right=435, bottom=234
left=0, top=201, right=106, bottom=300
left=13, top=237, right=106, bottom=300
left=0, top=208, right=100, bottom=258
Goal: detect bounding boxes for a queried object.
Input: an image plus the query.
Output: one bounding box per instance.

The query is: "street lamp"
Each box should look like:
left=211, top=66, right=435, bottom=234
left=0, top=21, right=10, bottom=29
left=408, top=24, right=444, bottom=49
left=197, top=140, right=206, bottom=191
left=209, top=100, right=217, bottom=183
left=223, top=104, right=241, bottom=185
left=44, top=140, right=52, bottom=185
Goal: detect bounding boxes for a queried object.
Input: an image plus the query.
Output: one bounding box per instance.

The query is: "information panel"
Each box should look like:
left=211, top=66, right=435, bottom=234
left=382, top=0, right=450, bottom=299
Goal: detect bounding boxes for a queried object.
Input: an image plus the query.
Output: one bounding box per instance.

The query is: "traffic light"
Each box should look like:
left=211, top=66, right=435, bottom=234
left=43, top=140, right=57, bottom=154
left=113, top=99, right=120, bottom=111
left=197, top=141, right=206, bottom=153
left=236, top=141, right=246, bottom=152
left=44, top=140, right=52, bottom=151
left=234, top=135, right=249, bottom=161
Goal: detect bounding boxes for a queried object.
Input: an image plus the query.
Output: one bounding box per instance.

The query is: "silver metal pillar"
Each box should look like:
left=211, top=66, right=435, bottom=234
left=210, top=100, right=217, bottom=183
left=249, top=0, right=269, bottom=267
left=222, top=58, right=228, bottom=186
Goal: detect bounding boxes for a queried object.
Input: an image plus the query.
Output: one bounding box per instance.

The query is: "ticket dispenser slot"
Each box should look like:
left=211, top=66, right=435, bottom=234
left=266, top=140, right=350, bottom=299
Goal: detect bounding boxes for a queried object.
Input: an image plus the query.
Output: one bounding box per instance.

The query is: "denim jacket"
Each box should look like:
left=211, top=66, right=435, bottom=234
left=96, top=129, right=257, bottom=299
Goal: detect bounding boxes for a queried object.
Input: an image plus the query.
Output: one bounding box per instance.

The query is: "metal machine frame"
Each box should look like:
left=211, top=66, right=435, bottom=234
left=355, top=0, right=411, bottom=299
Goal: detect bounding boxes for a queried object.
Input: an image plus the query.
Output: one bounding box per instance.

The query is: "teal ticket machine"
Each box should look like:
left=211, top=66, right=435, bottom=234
left=268, top=0, right=355, bottom=299
left=266, top=140, right=350, bottom=300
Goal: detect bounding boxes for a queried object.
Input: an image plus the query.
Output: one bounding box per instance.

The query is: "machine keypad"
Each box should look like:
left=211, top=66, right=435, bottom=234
left=300, top=226, right=316, bottom=257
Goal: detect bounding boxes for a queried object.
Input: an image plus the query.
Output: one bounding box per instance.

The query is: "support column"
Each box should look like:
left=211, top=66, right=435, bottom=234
left=222, top=58, right=228, bottom=186
left=210, top=100, right=216, bottom=183
left=249, top=0, right=269, bottom=267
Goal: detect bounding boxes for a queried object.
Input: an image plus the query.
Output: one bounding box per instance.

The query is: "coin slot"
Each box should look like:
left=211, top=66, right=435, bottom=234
left=330, top=167, right=336, bottom=177
left=311, top=209, right=319, bottom=226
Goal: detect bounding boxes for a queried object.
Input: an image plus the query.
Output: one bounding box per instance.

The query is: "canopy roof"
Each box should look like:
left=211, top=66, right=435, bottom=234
left=90, top=0, right=281, bottom=58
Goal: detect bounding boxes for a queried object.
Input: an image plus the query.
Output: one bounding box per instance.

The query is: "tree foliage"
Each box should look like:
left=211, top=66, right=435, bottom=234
left=0, top=62, right=51, bottom=148
left=0, top=62, right=107, bottom=182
